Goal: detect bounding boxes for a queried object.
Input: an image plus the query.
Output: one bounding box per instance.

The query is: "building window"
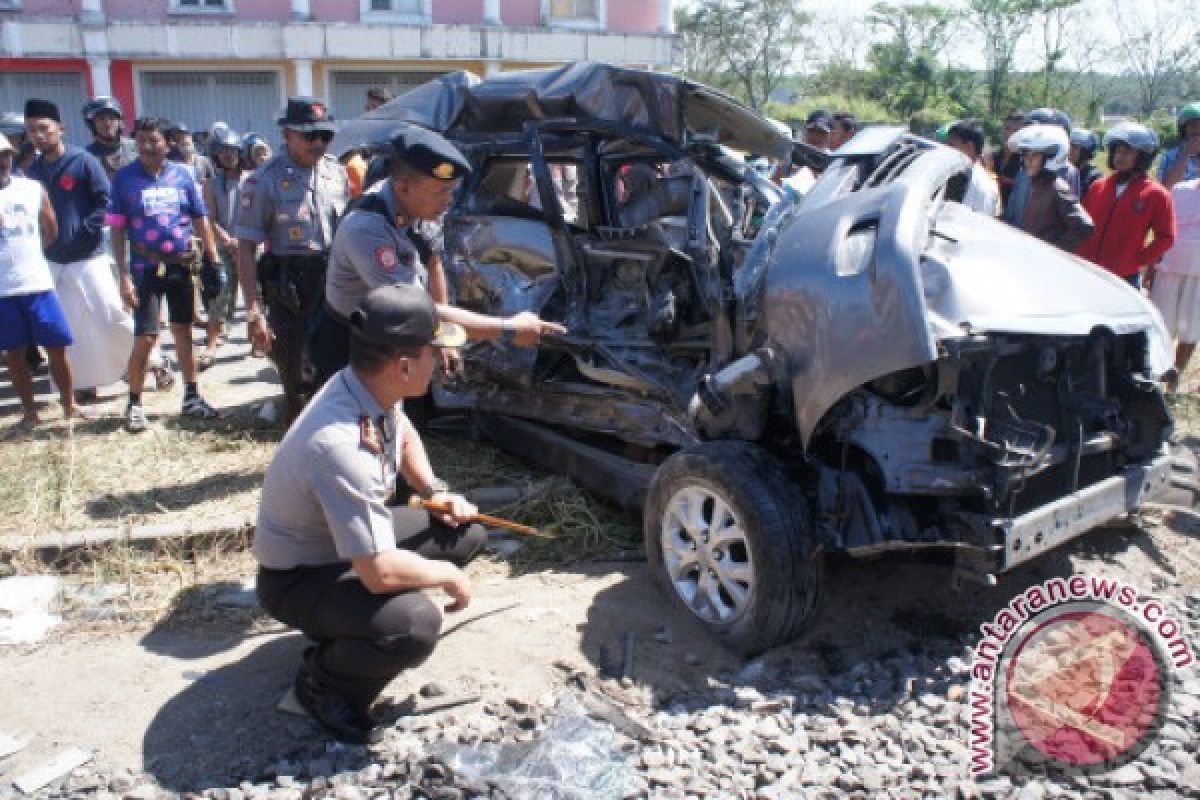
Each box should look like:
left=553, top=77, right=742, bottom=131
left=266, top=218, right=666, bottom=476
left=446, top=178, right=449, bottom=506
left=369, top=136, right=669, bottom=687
left=170, top=0, right=233, bottom=13
left=361, top=0, right=429, bottom=21
left=0, top=0, right=22, bottom=9
left=543, top=0, right=604, bottom=29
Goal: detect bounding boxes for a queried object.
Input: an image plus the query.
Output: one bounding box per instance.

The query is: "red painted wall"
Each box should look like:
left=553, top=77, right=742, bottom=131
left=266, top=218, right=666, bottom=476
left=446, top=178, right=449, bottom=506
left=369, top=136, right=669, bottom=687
left=104, top=0, right=291, bottom=21
left=500, top=0, right=539, bottom=26
left=311, top=0, right=360, bottom=22
left=607, top=0, right=659, bottom=33
left=434, top=0, right=483, bottom=24
left=15, top=0, right=79, bottom=16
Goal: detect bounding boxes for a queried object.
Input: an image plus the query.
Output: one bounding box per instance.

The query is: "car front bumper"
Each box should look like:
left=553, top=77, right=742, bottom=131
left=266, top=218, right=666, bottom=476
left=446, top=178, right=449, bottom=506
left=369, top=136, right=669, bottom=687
left=996, top=453, right=1172, bottom=572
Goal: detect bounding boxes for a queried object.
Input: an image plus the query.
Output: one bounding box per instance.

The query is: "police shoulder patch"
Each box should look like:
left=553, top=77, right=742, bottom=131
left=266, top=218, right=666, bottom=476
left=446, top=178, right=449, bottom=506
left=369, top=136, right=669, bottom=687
left=375, top=246, right=399, bottom=272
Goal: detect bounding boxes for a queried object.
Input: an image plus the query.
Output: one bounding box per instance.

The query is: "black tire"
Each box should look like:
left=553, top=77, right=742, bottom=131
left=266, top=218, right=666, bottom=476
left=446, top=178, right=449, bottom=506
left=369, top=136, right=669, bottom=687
left=1154, top=442, right=1200, bottom=509
left=644, top=441, right=822, bottom=656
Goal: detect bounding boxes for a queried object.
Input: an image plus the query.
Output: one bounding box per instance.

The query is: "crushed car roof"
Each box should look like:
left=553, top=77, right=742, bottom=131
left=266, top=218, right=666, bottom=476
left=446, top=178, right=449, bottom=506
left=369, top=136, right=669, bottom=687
left=331, top=61, right=793, bottom=161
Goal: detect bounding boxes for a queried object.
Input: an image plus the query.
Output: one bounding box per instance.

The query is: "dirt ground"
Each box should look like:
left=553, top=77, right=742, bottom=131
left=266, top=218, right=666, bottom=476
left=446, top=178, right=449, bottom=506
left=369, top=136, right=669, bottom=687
left=0, top=511, right=1197, bottom=792
left=2, top=317, right=1200, bottom=793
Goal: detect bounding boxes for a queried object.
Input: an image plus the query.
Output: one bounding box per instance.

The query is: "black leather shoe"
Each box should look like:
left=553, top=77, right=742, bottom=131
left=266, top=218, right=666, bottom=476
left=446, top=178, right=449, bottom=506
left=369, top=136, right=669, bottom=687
left=294, top=656, right=383, bottom=745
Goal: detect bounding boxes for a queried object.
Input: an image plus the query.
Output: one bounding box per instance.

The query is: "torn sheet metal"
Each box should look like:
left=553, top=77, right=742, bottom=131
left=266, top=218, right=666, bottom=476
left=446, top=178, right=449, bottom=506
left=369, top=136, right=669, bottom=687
left=332, top=62, right=792, bottom=161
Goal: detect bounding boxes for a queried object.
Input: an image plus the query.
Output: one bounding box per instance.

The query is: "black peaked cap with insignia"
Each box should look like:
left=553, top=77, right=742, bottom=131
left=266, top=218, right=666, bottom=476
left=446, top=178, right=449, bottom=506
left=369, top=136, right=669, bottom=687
left=278, top=96, right=338, bottom=133
left=351, top=284, right=467, bottom=349
left=387, top=126, right=470, bottom=181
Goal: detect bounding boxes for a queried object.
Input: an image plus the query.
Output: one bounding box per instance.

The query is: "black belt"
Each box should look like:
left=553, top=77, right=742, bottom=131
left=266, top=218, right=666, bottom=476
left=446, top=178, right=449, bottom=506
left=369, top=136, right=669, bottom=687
left=132, top=241, right=195, bottom=266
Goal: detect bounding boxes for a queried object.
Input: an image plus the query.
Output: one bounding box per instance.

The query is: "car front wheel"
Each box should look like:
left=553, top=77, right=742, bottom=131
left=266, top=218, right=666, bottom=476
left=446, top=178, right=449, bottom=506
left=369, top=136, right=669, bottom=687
left=644, top=441, right=822, bottom=656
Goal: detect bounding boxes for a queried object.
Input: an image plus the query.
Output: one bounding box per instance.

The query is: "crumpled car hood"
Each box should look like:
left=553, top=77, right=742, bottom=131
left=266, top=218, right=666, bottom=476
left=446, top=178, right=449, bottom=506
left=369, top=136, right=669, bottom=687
left=922, top=203, right=1172, bottom=372
left=331, top=62, right=792, bottom=161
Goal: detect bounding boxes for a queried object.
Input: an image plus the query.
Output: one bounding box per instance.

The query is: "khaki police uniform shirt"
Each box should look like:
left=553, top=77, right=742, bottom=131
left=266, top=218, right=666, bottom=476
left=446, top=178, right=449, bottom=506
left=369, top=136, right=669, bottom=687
left=234, top=151, right=349, bottom=256
left=325, top=181, right=438, bottom=319
left=253, top=367, right=406, bottom=569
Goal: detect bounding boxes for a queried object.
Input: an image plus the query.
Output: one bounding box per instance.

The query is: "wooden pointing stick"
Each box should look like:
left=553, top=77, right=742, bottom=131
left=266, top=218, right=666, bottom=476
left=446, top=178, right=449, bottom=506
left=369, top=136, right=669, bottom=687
left=407, top=495, right=554, bottom=539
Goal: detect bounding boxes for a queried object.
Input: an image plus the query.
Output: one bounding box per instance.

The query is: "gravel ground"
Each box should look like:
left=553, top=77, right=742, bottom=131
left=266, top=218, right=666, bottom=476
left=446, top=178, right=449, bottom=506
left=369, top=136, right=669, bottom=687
left=2, top=584, right=1195, bottom=799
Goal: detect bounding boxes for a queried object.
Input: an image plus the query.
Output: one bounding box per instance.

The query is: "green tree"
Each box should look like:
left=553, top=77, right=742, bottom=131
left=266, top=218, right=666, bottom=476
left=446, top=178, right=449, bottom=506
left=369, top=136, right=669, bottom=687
left=964, top=0, right=1046, bottom=117
left=675, top=0, right=813, bottom=110
left=862, top=2, right=960, bottom=117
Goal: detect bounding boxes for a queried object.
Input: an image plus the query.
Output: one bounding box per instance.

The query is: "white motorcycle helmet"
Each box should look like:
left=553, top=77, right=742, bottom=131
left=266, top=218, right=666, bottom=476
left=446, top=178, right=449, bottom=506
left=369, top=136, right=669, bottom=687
left=1008, top=123, right=1070, bottom=173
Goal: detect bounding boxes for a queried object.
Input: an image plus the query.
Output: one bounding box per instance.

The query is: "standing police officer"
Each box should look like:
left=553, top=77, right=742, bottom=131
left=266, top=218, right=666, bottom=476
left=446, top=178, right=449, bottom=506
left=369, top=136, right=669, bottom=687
left=310, top=126, right=563, bottom=388
left=235, top=97, right=350, bottom=423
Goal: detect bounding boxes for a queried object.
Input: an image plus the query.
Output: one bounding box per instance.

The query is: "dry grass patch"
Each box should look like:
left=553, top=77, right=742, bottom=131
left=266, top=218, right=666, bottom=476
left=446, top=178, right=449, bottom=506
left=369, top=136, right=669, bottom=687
left=0, top=414, right=279, bottom=539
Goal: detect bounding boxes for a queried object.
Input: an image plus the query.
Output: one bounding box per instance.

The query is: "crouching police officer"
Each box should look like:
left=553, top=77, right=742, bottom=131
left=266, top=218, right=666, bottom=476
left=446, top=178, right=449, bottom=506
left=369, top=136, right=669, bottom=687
left=255, top=284, right=486, bottom=744
left=235, top=97, right=350, bottom=424
left=309, top=126, right=564, bottom=389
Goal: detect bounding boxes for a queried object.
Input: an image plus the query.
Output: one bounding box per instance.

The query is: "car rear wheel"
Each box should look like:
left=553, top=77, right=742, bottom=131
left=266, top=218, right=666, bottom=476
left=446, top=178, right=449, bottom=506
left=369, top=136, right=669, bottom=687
left=644, top=441, right=821, bottom=656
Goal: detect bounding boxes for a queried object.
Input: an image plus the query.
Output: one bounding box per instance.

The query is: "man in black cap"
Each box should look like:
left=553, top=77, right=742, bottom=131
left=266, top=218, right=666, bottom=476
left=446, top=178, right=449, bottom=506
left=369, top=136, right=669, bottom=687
left=309, top=126, right=564, bottom=389
left=364, top=87, right=394, bottom=113
left=802, top=109, right=833, bottom=152
left=255, top=283, right=487, bottom=744
left=234, top=96, right=350, bottom=424
left=166, top=123, right=215, bottom=189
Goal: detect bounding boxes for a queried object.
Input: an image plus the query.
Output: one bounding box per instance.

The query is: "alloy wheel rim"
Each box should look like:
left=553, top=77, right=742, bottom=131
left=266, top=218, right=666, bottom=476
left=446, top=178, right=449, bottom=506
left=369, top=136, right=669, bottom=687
left=660, top=485, right=754, bottom=624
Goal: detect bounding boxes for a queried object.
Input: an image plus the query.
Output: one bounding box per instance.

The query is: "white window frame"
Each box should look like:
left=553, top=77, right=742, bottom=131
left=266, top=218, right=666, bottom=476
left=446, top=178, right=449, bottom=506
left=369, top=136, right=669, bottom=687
left=169, top=0, right=235, bottom=15
left=542, top=0, right=605, bottom=30
left=360, top=0, right=431, bottom=24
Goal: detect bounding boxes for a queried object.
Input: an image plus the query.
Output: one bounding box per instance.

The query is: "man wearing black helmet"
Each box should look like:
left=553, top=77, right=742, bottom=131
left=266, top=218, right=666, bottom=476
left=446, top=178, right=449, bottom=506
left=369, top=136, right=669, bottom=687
left=82, top=97, right=137, bottom=181
left=1, top=112, right=35, bottom=176
left=1068, top=128, right=1102, bottom=197
left=198, top=127, right=244, bottom=369
left=1076, top=122, right=1176, bottom=289
left=309, top=127, right=564, bottom=389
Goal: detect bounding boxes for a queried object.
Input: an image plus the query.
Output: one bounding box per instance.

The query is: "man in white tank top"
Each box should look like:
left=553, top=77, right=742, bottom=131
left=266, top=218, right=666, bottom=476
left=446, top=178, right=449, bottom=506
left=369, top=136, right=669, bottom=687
left=0, top=133, right=81, bottom=434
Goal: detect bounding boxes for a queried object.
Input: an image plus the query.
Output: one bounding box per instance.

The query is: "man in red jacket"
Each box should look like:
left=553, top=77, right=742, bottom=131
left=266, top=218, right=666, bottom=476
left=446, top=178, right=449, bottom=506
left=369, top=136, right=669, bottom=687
left=1076, top=122, right=1176, bottom=288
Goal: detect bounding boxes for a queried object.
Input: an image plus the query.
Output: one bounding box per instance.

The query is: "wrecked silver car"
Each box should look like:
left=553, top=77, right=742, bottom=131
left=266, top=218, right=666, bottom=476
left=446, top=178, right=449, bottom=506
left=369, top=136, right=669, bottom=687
left=334, top=63, right=1187, bottom=654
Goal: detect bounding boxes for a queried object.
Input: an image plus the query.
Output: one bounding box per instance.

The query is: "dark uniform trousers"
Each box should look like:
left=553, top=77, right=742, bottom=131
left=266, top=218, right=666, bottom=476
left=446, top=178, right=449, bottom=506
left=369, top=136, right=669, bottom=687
left=256, top=508, right=486, bottom=713
left=259, top=252, right=327, bottom=423
left=306, top=303, right=352, bottom=393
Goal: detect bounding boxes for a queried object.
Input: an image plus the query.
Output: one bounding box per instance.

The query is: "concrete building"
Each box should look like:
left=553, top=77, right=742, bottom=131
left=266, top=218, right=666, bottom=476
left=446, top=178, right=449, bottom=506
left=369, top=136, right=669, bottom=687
left=0, top=0, right=678, bottom=144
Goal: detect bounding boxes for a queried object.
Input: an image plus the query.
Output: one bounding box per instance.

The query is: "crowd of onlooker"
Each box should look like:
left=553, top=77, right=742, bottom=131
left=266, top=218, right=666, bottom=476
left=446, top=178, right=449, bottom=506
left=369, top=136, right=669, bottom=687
left=0, top=87, right=400, bottom=437
left=1, top=84, right=1199, bottom=440
left=775, top=104, right=1200, bottom=389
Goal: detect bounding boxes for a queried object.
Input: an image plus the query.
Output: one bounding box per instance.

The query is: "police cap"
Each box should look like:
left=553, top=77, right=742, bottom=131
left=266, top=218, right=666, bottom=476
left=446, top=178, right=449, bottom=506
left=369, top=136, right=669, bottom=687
left=387, top=126, right=470, bottom=181
left=350, top=284, right=467, bottom=349
left=278, top=96, right=337, bottom=133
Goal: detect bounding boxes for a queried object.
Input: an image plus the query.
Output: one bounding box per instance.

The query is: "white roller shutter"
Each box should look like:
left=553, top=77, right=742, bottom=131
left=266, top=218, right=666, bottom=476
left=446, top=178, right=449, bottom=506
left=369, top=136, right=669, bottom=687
left=329, top=70, right=446, bottom=123
left=139, top=71, right=281, bottom=141
left=0, top=71, right=89, bottom=146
